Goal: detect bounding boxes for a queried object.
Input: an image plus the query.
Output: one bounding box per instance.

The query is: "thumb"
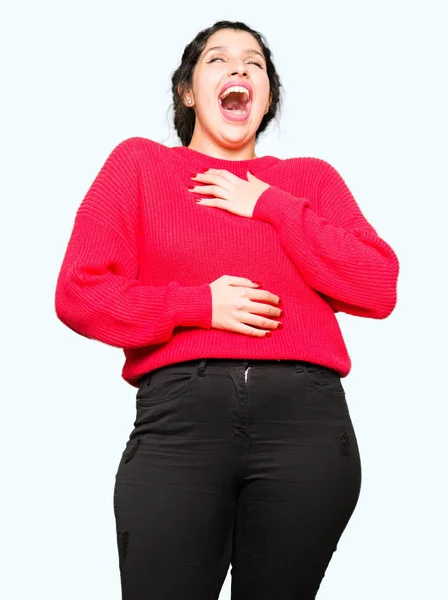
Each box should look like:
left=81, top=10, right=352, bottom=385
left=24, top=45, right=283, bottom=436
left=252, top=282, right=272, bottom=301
left=247, top=170, right=258, bottom=181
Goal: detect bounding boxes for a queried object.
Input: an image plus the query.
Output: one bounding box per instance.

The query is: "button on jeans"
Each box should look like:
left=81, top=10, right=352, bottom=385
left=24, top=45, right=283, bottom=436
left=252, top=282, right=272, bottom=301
left=113, top=358, right=362, bottom=599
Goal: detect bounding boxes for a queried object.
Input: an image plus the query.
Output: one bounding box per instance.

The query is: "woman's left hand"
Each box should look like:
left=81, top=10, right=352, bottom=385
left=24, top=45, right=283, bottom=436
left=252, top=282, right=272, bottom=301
left=188, top=169, right=271, bottom=218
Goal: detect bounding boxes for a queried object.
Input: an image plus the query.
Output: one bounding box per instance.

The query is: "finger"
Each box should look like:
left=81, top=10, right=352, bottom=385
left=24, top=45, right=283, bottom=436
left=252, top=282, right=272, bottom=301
left=246, top=170, right=259, bottom=182
left=232, top=322, right=272, bottom=337
left=195, top=198, right=228, bottom=209
left=191, top=171, right=233, bottom=191
left=198, top=168, right=243, bottom=185
left=247, top=170, right=266, bottom=184
left=189, top=184, right=231, bottom=199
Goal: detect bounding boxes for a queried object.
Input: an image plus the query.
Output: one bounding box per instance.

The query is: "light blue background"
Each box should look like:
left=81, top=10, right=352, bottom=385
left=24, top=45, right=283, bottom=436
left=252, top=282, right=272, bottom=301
left=1, top=1, right=446, bottom=598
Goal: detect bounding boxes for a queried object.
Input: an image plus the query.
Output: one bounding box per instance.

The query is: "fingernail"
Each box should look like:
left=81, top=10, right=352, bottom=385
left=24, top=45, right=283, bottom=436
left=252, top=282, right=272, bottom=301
left=265, top=332, right=272, bottom=337
left=277, top=322, right=283, bottom=329
left=190, top=172, right=197, bottom=178
left=253, top=281, right=262, bottom=286
left=188, top=184, right=195, bottom=189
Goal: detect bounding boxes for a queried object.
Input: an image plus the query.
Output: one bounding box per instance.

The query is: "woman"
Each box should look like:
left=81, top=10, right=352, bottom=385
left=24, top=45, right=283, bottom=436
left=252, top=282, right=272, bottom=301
left=55, top=20, right=399, bottom=600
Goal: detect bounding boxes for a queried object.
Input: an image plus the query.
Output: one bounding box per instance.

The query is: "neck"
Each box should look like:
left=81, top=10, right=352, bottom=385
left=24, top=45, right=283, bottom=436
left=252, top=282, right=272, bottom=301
left=187, top=133, right=257, bottom=161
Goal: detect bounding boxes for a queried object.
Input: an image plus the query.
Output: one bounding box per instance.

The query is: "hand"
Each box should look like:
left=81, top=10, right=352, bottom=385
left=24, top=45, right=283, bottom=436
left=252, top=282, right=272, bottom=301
left=188, top=168, right=271, bottom=218
left=209, top=275, right=282, bottom=337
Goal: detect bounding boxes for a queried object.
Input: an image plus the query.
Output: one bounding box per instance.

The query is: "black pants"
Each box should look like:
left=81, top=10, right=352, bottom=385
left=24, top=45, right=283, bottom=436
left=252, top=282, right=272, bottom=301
left=113, top=358, right=362, bottom=599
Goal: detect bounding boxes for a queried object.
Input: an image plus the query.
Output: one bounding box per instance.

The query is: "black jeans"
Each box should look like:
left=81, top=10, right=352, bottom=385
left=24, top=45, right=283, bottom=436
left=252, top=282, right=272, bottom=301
left=113, top=358, right=362, bottom=599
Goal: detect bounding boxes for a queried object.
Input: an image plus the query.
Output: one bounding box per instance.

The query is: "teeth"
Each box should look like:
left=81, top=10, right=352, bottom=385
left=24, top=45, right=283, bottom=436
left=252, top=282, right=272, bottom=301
left=219, top=85, right=250, bottom=101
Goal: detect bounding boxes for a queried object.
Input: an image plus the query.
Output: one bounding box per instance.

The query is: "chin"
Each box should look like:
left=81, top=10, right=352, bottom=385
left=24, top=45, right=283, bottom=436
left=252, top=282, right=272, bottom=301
left=216, top=132, right=253, bottom=148
left=216, top=122, right=258, bottom=143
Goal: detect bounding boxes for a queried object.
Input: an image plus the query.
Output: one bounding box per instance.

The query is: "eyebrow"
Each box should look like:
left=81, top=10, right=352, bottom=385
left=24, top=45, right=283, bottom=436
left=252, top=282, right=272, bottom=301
left=204, top=46, right=265, bottom=60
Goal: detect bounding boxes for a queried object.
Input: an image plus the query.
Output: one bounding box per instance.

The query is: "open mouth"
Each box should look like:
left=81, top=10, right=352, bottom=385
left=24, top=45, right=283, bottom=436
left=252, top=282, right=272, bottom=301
left=218, top=85, right=252, bottom=122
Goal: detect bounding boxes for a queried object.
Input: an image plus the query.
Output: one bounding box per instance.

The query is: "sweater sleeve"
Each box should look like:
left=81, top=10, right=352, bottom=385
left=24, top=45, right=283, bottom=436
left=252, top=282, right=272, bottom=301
left=54, top=138, right=212, bottom=348
left=252, top=159, right=399, bottom=319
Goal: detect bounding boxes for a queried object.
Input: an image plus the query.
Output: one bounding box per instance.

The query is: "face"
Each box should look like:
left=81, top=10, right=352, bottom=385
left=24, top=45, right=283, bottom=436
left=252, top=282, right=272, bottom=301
left=184, top=29, right=272, bottom=149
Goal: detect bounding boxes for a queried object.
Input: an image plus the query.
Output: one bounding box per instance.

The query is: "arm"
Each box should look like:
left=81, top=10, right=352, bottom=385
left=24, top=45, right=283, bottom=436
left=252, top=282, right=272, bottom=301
left=252, top=159, right=400, bottom=319
left=54, top=138, right=212, bottom=348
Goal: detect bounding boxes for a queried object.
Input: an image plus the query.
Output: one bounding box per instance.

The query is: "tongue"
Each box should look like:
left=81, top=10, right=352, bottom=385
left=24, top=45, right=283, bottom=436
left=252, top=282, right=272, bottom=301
left=222, top=97, right=247, bottom=111
left=224, top=100, right=246, bottom=110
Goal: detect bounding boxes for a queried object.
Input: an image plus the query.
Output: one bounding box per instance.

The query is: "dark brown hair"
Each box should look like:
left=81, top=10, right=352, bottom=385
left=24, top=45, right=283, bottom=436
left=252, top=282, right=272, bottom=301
left=171, top=21, right=282, bottom=146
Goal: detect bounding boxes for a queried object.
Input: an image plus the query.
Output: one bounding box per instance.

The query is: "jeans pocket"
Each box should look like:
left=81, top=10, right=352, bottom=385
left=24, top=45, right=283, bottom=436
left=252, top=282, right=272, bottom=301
left=123, top=437, right=141, bottom=463
left=136, top=361, right=199, bottom=406
left=303, top=363, right=346, bottom=396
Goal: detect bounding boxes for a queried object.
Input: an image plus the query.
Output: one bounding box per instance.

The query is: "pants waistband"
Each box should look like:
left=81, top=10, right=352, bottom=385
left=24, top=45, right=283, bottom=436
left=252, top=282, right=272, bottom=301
left=185, top=358, right=309, bottom=374
left=139, top=359, right=336, bottom=385
left=200, top=358, right=300, bottom=366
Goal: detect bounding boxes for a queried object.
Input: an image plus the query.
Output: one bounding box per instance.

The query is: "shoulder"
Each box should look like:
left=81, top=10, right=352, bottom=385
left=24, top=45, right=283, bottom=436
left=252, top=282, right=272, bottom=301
left=108, top=136, right=168, bottom=161
left=279, top=156, right=338, bottom=176
left=108, top=138, right=202, bottom=177
left=279, top=156, right=350, bottom=190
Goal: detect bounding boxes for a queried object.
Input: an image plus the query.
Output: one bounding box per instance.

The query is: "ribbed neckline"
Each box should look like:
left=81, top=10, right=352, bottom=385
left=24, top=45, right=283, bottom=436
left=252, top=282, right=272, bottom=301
left=171, top=145, right=280, bottom=176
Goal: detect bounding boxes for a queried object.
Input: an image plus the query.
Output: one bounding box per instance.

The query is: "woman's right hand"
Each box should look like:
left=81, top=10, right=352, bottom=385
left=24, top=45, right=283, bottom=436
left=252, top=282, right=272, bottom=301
left=209, top=275, right=282, bottom=337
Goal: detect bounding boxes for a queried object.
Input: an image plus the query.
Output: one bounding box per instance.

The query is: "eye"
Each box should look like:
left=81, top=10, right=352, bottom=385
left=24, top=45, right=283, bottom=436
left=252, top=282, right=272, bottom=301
left=207, top=56, right=224, bottom=63
left=247, top=60, right=264, bottom=69
left=206, top=56, right=264, bottom=69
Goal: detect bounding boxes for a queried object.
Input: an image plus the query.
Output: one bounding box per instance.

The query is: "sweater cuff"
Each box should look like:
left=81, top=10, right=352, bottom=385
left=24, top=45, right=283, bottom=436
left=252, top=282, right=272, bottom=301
left=252, top=185, right=311, bottom=228
left=173, top=283, right=212, bottom=329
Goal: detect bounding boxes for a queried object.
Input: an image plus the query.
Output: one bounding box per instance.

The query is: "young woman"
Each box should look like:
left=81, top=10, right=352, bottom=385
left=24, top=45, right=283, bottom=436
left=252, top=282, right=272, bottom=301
left=55, top=20, right=399, bottom=600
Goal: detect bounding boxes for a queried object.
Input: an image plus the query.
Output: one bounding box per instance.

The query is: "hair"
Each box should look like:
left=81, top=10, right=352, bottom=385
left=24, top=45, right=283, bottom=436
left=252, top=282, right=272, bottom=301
left=171, top=21, right=282, bottom=146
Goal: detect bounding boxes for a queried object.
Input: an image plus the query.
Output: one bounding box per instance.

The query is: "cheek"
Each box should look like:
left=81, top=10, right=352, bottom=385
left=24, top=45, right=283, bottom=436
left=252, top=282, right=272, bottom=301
left=193, top=72, right=221, bottom=107
left=253, top=76, right=271, bottom=106
left=194, top=80, right=220, bottom=116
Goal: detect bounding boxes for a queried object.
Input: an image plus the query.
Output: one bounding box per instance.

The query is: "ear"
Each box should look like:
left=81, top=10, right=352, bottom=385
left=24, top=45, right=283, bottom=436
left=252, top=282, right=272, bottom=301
left=264, top=92, right=273, bottom=115
left=178, top=83, right=195, bottom=108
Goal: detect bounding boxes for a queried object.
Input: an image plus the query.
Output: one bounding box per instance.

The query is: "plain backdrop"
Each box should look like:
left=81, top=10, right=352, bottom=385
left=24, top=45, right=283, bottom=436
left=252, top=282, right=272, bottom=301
left=1, top=1, right=447, bottom=598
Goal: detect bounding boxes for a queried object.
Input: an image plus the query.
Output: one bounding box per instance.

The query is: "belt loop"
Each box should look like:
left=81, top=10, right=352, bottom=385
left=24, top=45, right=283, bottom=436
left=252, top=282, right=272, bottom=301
left=197, top=359, right=207, bottom=377
left=294, top=361, right=304, bottom=373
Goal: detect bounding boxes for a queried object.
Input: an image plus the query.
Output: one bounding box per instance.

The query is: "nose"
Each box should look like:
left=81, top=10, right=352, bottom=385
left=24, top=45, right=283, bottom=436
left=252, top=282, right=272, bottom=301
left=229, top=68, right=249, bottom=78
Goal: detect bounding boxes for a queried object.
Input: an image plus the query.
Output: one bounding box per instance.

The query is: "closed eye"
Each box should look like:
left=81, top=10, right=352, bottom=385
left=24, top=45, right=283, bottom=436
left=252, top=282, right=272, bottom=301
left=207, top=57, right=264, bottom=69
left=247, top=60, right=264, bottom=69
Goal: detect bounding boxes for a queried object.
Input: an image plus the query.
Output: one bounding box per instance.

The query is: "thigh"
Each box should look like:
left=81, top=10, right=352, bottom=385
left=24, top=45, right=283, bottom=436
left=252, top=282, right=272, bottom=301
left=113, top=361, right=237, bottom=599
left=230, top=363, right=362, bottom=599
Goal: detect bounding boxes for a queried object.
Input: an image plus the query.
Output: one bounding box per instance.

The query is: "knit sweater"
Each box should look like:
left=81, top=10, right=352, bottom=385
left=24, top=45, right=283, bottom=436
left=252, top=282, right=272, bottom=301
left=54, top=137, right=399, bottom=387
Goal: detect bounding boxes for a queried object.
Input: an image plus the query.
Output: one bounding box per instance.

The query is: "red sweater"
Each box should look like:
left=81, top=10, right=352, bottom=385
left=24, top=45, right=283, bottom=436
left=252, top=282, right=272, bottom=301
left=54, top=137, right=399, bottom=387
